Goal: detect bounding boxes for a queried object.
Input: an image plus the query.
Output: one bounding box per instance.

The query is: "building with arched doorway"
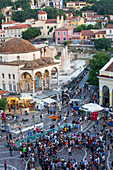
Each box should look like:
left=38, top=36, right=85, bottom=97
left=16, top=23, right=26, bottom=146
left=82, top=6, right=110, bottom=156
left=0, top=38, right=59, bottom=94
left=98, top=58, right=113, bottom=107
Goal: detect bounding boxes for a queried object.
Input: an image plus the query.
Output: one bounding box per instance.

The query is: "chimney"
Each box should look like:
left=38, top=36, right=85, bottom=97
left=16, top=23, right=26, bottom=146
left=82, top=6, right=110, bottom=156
left=57, top=16, right=60, bottom=23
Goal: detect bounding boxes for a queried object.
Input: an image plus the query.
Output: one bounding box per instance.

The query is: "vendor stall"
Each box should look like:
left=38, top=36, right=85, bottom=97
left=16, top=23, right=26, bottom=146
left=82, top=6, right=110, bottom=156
left=80, top=103, right=104, bottom=120
left=20, top=95, right=33, bottom=108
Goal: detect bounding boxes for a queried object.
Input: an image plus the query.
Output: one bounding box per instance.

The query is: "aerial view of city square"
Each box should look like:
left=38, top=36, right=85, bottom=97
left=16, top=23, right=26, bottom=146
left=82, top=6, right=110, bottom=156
left=0, top=0, right=113, bottom=169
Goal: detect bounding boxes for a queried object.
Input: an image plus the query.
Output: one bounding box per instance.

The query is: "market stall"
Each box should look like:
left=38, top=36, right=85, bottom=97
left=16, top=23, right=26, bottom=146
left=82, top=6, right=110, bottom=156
left=80, top=103, right=104, bottom=120
left=20, top=95, right=33, bottom=108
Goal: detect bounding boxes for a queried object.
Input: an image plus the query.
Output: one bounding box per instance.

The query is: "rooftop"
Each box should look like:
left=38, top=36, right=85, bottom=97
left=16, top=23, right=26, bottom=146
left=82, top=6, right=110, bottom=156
left=0, top=38, right=38, bottom=53
left=81, top=30, right=94, bottom=36
left=2, top=20, right=18, bottom=25
left=6, top=24, right=30, bottom=30
left=106, top=24, right=113, bottom=29
left=105, top=62, right=113, bottom=72
left=38, top=11, right=47, bottom=15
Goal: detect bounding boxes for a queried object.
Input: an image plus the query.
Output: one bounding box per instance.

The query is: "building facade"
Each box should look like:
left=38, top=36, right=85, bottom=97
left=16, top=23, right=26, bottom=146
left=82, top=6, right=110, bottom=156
left=98, top=58, right=113, bottom=107
left=0, top=38, right=59, bottom=93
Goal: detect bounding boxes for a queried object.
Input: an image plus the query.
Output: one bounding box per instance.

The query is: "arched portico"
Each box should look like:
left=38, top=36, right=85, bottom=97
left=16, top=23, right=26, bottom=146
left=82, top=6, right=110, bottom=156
left=43, top=69, right=50, bottom=89
left=34, top=71, right=42, bottom=90
left=102, top=85, right=109, bottom=107
left=20, top=72, right=33, bottom=92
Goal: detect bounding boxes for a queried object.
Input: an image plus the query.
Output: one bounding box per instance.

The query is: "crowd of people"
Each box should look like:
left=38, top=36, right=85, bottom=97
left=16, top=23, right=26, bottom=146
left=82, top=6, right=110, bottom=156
left=10, top=113, right=111, bottom=170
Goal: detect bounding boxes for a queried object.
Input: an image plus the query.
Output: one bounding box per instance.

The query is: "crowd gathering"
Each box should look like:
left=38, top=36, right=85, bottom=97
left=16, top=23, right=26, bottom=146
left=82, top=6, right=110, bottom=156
left=5, top=113, right=111, bottom=170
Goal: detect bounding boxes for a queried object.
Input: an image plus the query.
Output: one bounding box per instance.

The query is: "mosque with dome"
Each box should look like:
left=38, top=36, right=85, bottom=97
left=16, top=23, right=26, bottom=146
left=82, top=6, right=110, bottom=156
left=0, top=38, right=59, bottom=93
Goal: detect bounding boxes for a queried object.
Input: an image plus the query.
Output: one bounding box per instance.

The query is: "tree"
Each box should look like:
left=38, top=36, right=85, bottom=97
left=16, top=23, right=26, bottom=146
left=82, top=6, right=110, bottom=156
left=87, top=53, right=111, bottom=86
left=22, top=27, right=40, bottom=40
left=62, top=41, right=72, bottom=46
left=14, top=0, right=31, bottom=10
left=0, top=0, right=13, bottom=9
left=49, top=26, right=53, bottom=33
left=0, top=13, right=3, bottom=29
left=92, top=0, right=113, bottom=15
left=44, top=7, right=67, bottom=20
left=76, top=24, right=87, bottom=32
left=12, top=9, right=38, bottom=22
left=94, top=38, right=111, bottom=51
left=87, top=24, right=94, bottom=30
left=0, top=98, right=7, bottom=111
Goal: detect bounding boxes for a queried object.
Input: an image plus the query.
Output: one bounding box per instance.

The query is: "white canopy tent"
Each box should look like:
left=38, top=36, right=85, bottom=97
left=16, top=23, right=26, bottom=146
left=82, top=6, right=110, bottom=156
left=80, top=103, right=104, bottom=112
left=43, top=98, right=56, bottom=104
left=20, top=95, right=33, bottom=100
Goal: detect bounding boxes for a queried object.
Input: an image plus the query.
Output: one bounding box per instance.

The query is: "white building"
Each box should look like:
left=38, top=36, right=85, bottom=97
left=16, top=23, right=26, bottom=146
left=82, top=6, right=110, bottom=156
left=32, top=12, right=64, bottom=38
left=2, top=20, right=18, bottom=30
left=106, top=24, right=113, bottom=41
left=5, top=24, right=30, bottom=39
left=0, top=38, right=59, bottom=93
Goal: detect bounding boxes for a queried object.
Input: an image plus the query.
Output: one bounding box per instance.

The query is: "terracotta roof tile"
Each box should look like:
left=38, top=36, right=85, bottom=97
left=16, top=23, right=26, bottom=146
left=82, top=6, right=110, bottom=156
left=2, top=20, right=18, bottom=25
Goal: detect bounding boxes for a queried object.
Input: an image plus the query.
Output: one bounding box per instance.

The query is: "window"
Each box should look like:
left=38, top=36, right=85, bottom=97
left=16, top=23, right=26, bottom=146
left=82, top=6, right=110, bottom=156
left=2, top=73, right=4, bottom=78
left=17, top=56, right=20, bottom=61
left=13, top=85, right=16, bottom=91
left=98, top=35, right=100, bottom=38
left=24, top=73, right=26, bottom=79
left=48, top=32, right=50, bottom=35
left=0, top=56, right=2, bottom=62
left=69, top=38, right=71, bottom=41
left=8, top=74, right=11, bottom=79
left=47, top=26, right=49, bottom=29
left=109, top=30, right=112, bottom=34
left=54, top=26, right=56, bottom=29
left=57, top=32, right=60, bottom=36
left=57, top=38, right=60, bottom=43
left=76, top=23, right=78, bottom=27
left=24, top=84, right=27, bottom=90
left=13, top=74, right=15, bottom=79
left=63, top=32, right=66, bottom=36
left=9, top=84, right=12, bottom=91
left=2, top=84, right=6, bottom=90
left=63, top=38, right=66, bottom=42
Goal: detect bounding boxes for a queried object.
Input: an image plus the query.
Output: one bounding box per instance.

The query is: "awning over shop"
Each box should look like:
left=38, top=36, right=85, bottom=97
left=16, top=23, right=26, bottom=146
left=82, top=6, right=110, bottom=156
left=43, top=98, right=56, bottom=104
left=20, top=96, right=33, bottom=100
left=80, top=103, right=104, bottom=112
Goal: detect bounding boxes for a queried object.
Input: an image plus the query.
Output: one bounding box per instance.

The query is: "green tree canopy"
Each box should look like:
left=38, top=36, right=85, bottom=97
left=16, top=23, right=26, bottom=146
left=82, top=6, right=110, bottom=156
left=0, top=13, right=3, bottom=29
left=92, top=0, right=113, bottom=15
left=44, top=7, right=66, bottom=20
left=14, top=0, right=31, bottom=10
left=49, top=26, right=53, bottom=33
left=76, top=24, right=87, bottom=32
left=94, top=38, right=111, bottom=51
left=0, top=0, right=13, bottom=9
left=22, top=27, right=40, bottom=40
left=12, top=9, right=38, bottom=22
left=87, top=53, right=111, bottom=86
left=0, top=98, right=7, bottom=111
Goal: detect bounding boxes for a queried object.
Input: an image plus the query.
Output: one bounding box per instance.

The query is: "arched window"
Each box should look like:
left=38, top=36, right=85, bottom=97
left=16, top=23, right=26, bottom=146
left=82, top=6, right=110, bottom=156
left=2, top=84, right=6, bottom=90
left=8, top=74, right=11, bottom=79
left=17, top=56, right=20, bottom=61
left=13, top=74, right=15, bottom=79
left=13, top=85, right=16, bottom=91
left=2, top=73, right=4, bottom=78
left=9, top=84, right=12, bottom=91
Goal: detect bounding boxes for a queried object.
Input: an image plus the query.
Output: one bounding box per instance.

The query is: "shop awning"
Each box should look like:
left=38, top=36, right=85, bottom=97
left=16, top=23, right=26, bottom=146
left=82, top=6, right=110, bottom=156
left=80, top=103, right=104, bottom=112
left=43, top=98, right=56, bottom=104
left=20, top=96, right=33, bottom=100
